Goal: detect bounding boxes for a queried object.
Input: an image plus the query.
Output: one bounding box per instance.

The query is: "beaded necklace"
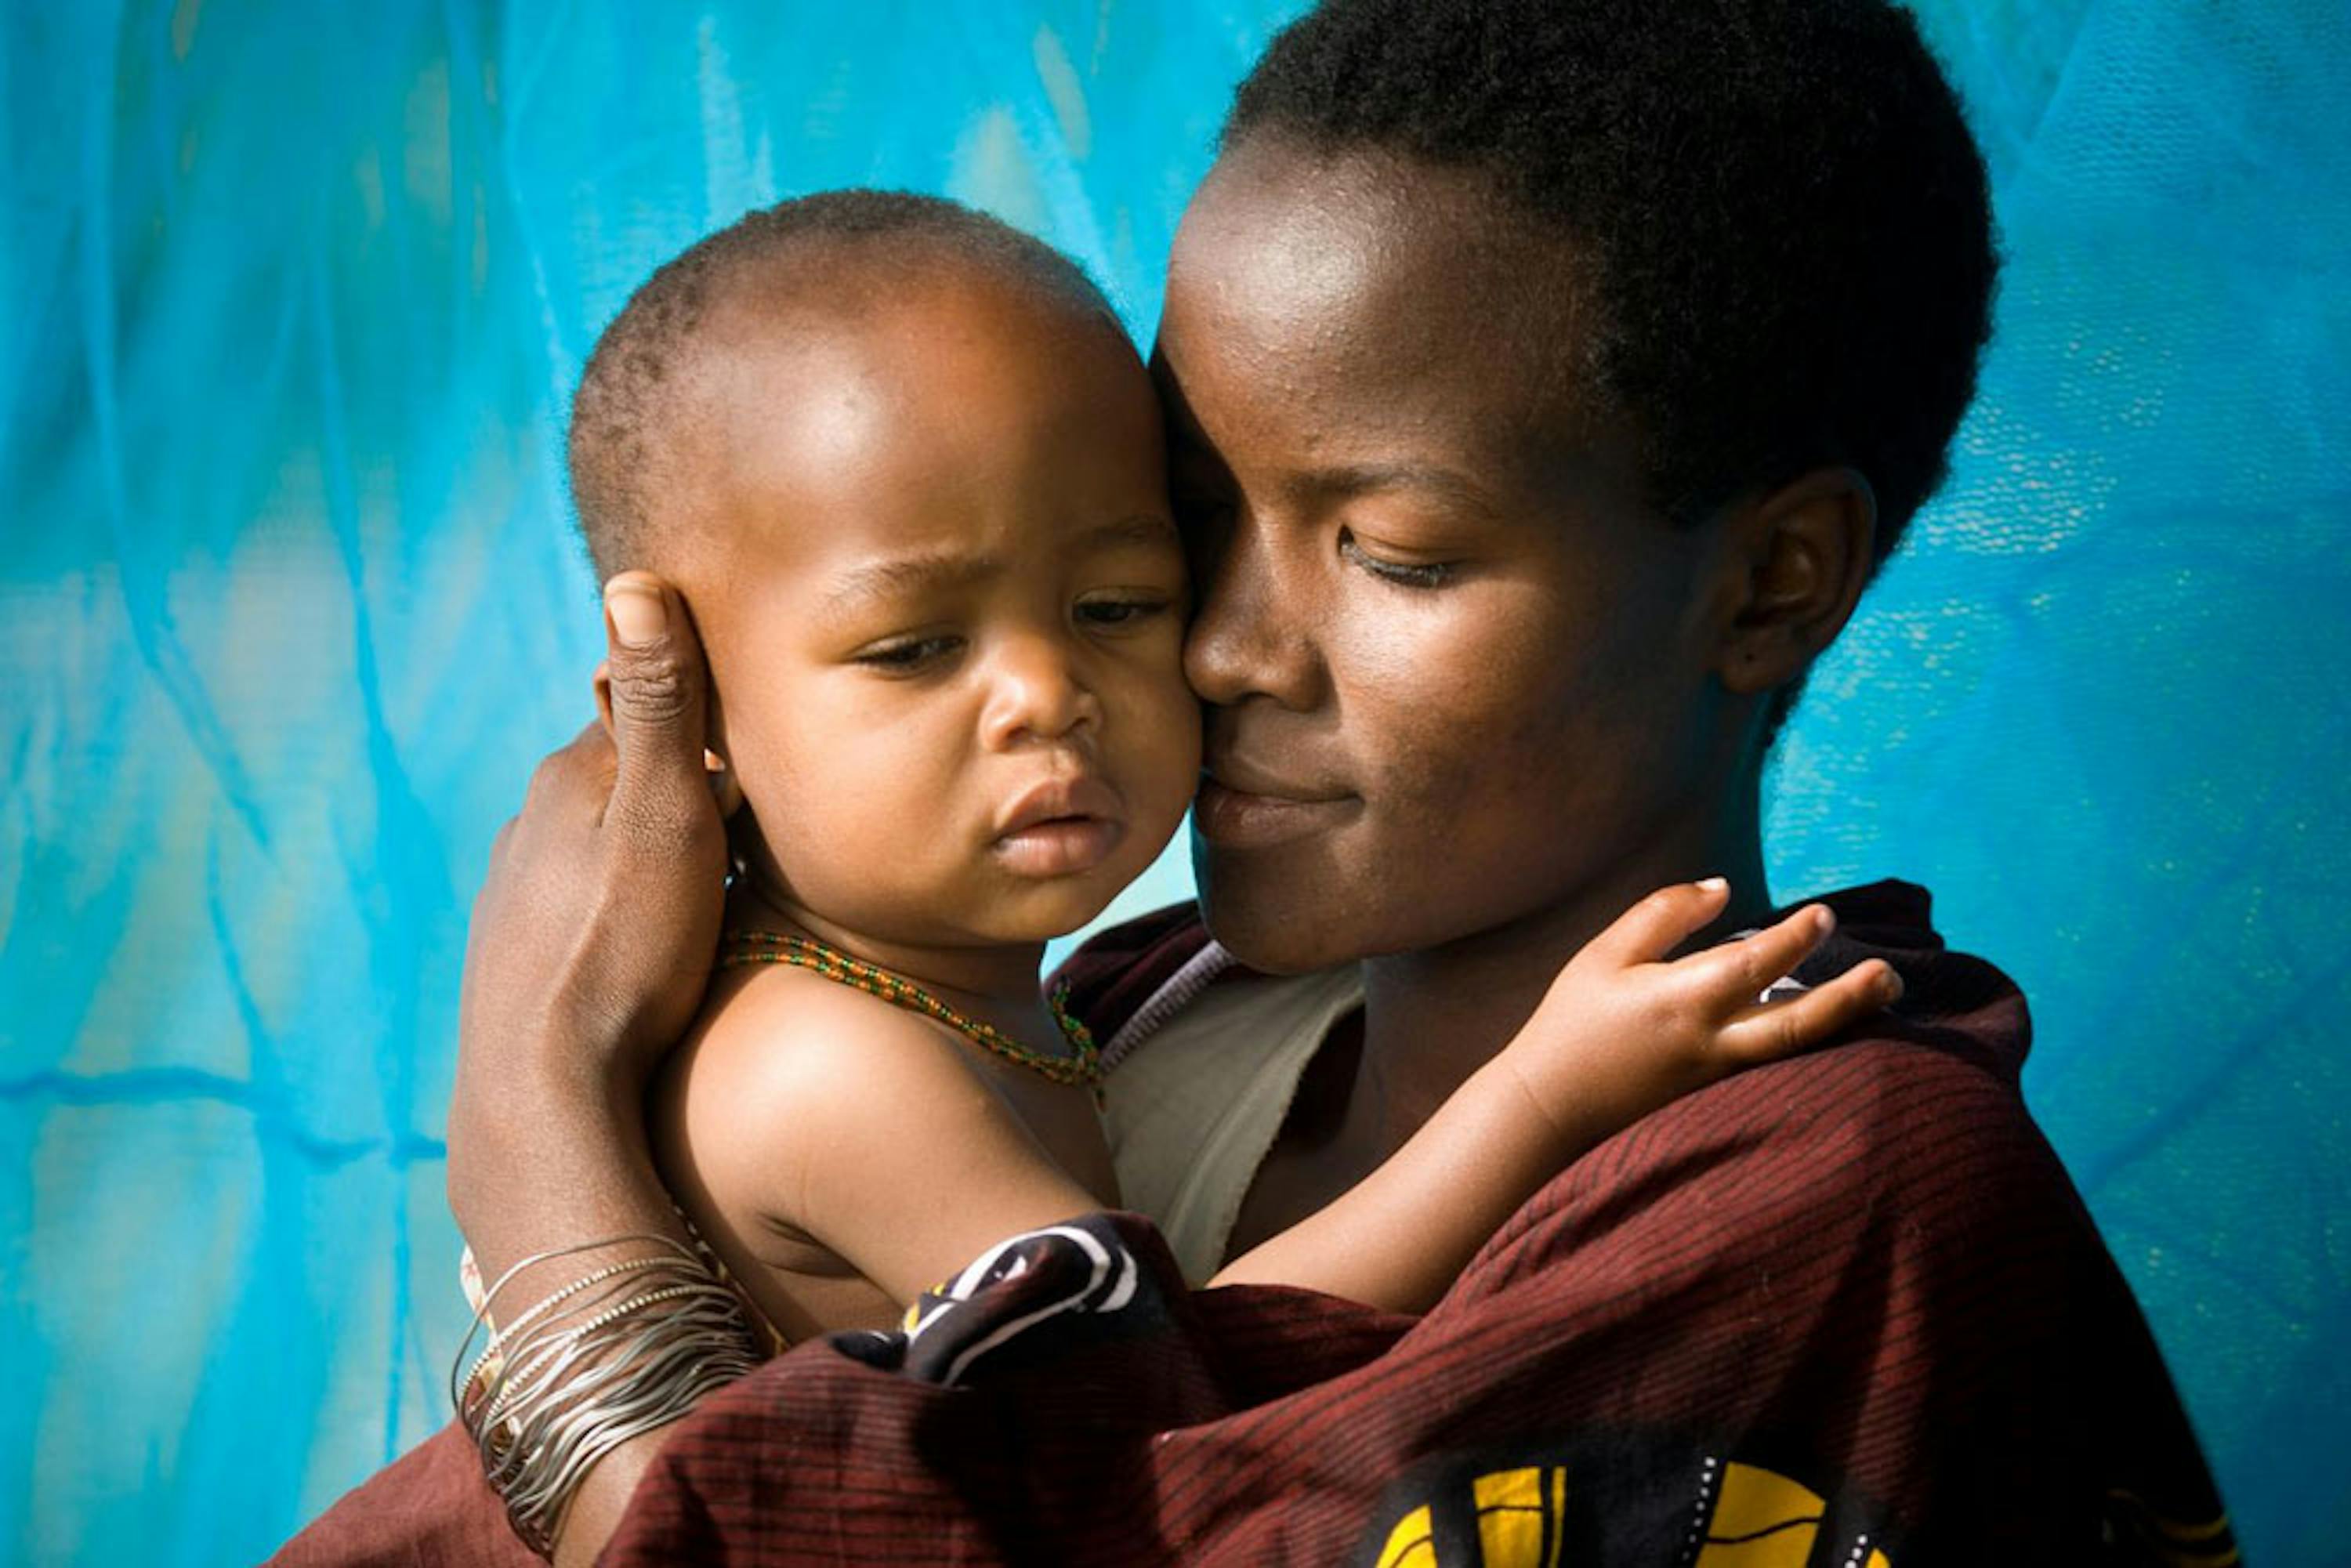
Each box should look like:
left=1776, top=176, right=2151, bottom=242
left=718, top=930, right=1102, bottom=1092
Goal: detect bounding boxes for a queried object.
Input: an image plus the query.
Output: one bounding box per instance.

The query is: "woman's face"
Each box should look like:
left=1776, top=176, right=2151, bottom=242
left=1157, top=139, right=1741, bottom=973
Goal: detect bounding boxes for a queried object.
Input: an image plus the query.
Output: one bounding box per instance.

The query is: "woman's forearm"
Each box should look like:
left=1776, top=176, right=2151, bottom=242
left=451, top=1078, right=731, bottom=1565
left=449, top=1068, right=686, bottom=1282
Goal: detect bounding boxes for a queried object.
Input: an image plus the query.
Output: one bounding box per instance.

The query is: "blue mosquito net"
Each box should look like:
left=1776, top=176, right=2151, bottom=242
left=2, top=3, right=2344, bottom=1563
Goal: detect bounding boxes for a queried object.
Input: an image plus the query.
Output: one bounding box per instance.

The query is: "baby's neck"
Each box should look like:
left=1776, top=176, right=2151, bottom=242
left=726, top=880, right=1054, bottom=1025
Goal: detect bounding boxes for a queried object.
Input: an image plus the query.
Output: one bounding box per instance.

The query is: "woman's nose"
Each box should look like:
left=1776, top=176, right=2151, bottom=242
left=1182, top=506, right=1327, bottom=712
left=979, top=633, right=1103, bottom=749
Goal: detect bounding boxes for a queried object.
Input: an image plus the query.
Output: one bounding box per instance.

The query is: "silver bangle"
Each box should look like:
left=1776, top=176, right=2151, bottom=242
left=495, top=1300, right=758, bottom=1542
left=451, top=1234, right=698, bottom=1409
left=453, top=1235, right=763, bottom=1556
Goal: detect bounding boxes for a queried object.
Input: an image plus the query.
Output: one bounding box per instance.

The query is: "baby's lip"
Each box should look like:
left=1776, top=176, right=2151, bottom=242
left=995, top=776, right=1125, bottom=838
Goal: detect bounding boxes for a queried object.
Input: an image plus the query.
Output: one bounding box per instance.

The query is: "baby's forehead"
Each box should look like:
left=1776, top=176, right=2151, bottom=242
left=656, top=259, right=1163, bottom=581
left=700, top=250, right=1110, bottom=388
left=571, top=193, right=1139, bottom=586
left=681, top=273, right=1128, bottom=476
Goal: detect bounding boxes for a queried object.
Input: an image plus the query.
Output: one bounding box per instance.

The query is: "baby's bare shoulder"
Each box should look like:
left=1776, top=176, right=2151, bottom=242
left=663, top=967, right=998, bottom=1171
left=658, top=967, right=1093, bottom=1310
left=654, top=969, right=981, bottom=1238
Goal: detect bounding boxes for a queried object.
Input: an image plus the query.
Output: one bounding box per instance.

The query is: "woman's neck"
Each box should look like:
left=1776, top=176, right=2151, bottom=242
left=1354, top=797, right=1774, bottom=1146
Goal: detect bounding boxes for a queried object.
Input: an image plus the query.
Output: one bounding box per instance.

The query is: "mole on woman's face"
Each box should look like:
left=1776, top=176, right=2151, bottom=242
left=1154, top=136, right=1733, bottom=973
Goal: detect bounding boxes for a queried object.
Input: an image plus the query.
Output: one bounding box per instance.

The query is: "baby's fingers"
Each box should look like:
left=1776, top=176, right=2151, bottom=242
left=1715, top=959, right=1904, bottom=1066
left=1578, top=878, right=1735, bottom=969
left=1678, top=904, right=1836, bottom=1016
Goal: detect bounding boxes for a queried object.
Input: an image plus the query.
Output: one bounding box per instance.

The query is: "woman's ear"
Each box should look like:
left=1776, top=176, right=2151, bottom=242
left=595, top=657, right=744, bottom=816
left=1714, top=466, right=1878, bottom=696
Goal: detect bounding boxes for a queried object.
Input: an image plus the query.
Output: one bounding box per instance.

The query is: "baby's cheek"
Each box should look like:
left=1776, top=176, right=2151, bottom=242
left=745, top=731, right=913, bottom=872
left=1139, top=679, right=1206, bottom=821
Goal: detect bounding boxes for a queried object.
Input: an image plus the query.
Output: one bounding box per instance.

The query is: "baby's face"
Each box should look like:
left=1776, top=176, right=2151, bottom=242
left=673, top=274, right=1201, bottom=949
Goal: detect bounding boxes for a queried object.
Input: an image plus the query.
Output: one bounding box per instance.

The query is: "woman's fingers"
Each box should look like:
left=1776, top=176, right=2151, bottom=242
left=518, top=721, right=617, bottom=831
left=1578, top=878, right=1735, bottom=969
left=600, top=573, right=715, bottom=835
left=1714, top=959, right=1904, bottom=1065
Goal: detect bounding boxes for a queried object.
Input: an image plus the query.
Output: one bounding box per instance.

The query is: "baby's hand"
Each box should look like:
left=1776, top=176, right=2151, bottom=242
left=1499, top=880, right=1902, bottom=1149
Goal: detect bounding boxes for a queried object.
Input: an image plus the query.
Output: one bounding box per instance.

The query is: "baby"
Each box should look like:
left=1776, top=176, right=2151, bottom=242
left=566, top=191, right=1893, bottom=1344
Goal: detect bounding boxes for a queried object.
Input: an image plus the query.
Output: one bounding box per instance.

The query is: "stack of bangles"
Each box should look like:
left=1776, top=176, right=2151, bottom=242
left=452, top=1233, right=766, bottom=1555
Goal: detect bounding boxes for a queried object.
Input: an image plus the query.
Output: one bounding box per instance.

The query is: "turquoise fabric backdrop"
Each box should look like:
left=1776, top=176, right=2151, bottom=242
left=2, top=3, right=2344, bottom=1563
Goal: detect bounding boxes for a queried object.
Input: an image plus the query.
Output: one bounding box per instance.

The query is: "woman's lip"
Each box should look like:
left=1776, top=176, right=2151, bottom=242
left=991, top=817, right=1126, bottom=878
left=1192, top=777, right=1359, bottom=849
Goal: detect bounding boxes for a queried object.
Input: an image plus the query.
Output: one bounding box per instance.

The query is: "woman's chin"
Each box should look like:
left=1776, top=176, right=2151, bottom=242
left=1194, top=858, right=1368, bottom=976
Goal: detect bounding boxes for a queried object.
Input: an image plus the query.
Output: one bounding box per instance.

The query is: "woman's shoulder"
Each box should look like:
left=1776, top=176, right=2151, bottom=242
left=1052, top=901, right=1215, bottom=1047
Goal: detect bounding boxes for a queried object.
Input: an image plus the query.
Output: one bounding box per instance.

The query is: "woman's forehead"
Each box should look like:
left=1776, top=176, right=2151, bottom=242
left=1172, top=139, right=1575, bottom=312
left=1161, top=141, right=1598, bottom=456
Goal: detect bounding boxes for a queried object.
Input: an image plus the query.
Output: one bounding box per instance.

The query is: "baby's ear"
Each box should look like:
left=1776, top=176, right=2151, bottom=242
left=707, top=751, right=744, bottom=817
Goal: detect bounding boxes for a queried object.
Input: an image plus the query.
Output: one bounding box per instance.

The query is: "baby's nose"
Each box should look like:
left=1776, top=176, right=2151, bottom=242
left=980, top=637, right=1103, bottom=747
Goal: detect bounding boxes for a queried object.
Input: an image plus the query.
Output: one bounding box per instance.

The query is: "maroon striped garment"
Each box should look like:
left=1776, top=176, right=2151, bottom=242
left=277, top=882, right=2231, bottom=1566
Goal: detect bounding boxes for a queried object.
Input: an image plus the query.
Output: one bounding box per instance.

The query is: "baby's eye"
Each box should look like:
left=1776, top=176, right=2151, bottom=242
left=853, top=634, right=964, bottom=672
left=1075, top=595, right=1173, bottom=630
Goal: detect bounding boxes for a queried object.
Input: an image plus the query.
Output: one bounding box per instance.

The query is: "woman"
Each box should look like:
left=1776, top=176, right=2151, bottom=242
left=285, top=2, right=2225, bottom=1562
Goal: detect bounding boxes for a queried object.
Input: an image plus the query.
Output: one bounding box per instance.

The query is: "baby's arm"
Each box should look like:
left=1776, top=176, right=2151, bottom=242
left=656, top=970, right=1110, bottom=1338
left=1207, top=880, right=1900, bottom=1312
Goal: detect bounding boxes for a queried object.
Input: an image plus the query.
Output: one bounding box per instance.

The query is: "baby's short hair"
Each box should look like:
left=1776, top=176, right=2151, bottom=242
left=569, top=190, right=1117, bottom=578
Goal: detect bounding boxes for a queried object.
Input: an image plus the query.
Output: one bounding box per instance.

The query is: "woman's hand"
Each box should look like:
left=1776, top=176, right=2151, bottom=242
left=447, top=574, right=730, bottom=1236
left=443, top=574, right=737, bottom=1563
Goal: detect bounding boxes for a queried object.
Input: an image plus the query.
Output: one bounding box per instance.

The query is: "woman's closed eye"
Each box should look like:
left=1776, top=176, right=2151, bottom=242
left=1339, top=527, right=1459, bottom=590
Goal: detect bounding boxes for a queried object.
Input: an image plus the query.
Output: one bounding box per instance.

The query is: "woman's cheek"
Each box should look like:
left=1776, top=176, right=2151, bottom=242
left=1344, top=578, right=1552, bottom=726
